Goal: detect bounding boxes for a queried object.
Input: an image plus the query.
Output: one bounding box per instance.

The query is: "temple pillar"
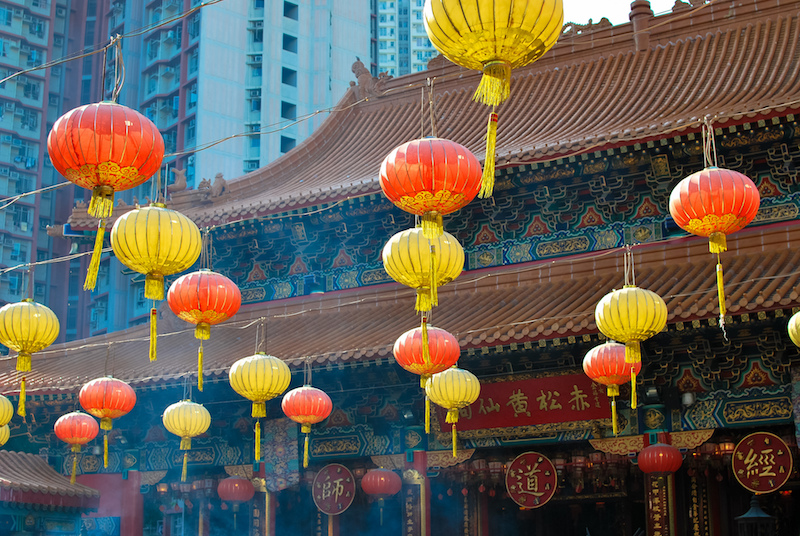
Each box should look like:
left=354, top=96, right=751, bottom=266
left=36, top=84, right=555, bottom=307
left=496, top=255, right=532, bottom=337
left=263, top=490, right=276, bottom=536
left=645, top=474, right=678, bottom=536
left=78, top=471, right=143, bottom=536
left=402, top=450, right=430, bottom=536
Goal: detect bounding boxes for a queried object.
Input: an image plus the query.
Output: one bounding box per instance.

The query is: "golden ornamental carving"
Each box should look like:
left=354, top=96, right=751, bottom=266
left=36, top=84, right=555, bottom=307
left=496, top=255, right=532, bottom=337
left=643, top=408, right=665, bottom=430
left=590, top=435, right=644, bottom=455
left=225, top=464, right=254, bottom=479
left=369, top=449, right=475, bottom=470
left=141, top=470, right=168, bottom=486
left=65, top=163, right=143, bottom=192
left=395, top=190, right=468, bottom=215
left=722, top=397, right=792, bottom=423
left=671, top=429, right=714, bottom=450
left=684, top=213, right=747, bottom=236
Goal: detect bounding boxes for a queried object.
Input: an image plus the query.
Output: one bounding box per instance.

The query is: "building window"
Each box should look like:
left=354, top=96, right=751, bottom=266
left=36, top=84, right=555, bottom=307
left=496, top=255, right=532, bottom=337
left=251, top=29, right=263, bottom=43
left=281, top=101, right=296, bottom=120
left=282, top=34, right=297, bottom=53
left=188, top=49, right=199, bottom=74
left=185, top=118, right=196, bottom=142
left=188, top=13, right=200, bottom=39
left=280, top=136, right=295, bottom=153
left=283, top=1, right=298, bottom=20
left=254, top=0, right=264, bottom=7
left=251, top=98, right=261, bottom=112
left=281, top=68, right=297, bottom=87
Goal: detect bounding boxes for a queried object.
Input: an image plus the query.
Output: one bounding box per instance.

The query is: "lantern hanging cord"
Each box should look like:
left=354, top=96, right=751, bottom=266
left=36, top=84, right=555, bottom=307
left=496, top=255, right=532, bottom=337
left=200, top=228, right=213, bottom=270
left=623, top=245, right=635, bottom=287
left=420, top=86, right=426, bottom=138
left=702, top=115, right=719, bottom=168
left=427, top=78, right=438, bottom=138
left=110, top=36, right=126, bottom=103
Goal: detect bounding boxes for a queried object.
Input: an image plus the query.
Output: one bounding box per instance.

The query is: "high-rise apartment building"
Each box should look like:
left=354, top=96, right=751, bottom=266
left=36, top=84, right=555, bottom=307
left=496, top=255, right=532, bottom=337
left=376, top=0, right=436, bottom=77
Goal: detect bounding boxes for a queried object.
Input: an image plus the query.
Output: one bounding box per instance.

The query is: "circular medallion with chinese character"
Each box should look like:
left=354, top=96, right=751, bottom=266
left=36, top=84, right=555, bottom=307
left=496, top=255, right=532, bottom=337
left=732, top=432, right=793, bottom=494
left=312, top=463, right=356, bottom=515
left=505, top=452, right=558, bottom=508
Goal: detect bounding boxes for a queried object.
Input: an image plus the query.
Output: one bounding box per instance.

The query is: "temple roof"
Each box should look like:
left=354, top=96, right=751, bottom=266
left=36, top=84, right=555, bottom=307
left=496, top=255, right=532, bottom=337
left=6, top=222, right=800, bottom=393
left=0, top=451, right=100, bottom=510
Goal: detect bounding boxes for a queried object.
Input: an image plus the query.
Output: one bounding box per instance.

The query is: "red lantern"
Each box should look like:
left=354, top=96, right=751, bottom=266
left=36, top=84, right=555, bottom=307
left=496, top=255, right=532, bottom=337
left=54, top=411, right=99, bottom=483
left=167, top=270, right=242, bottom=391
left=361, top=468, right=402, bottom=526
left=393, top=321, right=460, bottom=433
left=47, top=102, right=165, bottom=291
left=380, top=138, right=482, bottom=238
left=669, top=166, right=760, bottom=327
left=638, top=443, right=683, bottom=475
left=583, top=342, right=641, bottom=436
left=282, top=386, right=333, bottom=468
left=79, top=377, right=136, bottom=469
left=217, top=476, right=255, bottom=530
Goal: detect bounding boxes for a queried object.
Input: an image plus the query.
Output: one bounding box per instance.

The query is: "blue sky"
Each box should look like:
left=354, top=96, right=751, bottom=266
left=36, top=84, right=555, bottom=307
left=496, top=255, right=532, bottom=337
left=564, top=0, right=677, bottom=25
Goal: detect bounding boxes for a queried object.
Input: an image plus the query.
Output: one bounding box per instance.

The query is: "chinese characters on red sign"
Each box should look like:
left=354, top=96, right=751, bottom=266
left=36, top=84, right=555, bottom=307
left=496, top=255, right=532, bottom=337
left=505, top=452, right=557, bottom=508
left=732, top=432, right=793, bottom=494
left=312, top=464, right=356, bottom=515
left=435, top=373, right=608, bottom=432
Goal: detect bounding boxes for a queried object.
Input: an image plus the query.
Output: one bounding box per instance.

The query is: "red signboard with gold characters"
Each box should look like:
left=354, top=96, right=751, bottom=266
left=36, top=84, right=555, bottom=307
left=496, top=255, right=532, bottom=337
left=505, top=452, right=558, bottom=508
left=732, top=432, right=793, bottom=494
left=312, top=463, right=356, bottom=515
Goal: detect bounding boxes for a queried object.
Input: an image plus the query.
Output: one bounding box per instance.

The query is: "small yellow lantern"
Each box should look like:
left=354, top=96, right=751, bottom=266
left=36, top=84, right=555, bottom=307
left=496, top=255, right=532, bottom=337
left=229, top=353, right=291, bottom=462
left=162, top=400, right=211, bottom=481
left=0, top=394, right=14, bottom=427
left=426, top=366, right=480, bottom=457
left=111, top=204, right=201, bottom=361
left=0, top=424, right=8, bottom=446
left=0, top=299, right=60, bottom=416
left=382, top=227, right=464, bottom=312
left=788, top=311, right=800, bottom=347
left=594, top=285, right=667, bottom=407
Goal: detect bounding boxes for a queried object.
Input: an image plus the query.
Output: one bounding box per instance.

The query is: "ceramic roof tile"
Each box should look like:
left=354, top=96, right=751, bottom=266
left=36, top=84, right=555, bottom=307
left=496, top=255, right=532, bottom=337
left=0, top=451, right=100, bottom=509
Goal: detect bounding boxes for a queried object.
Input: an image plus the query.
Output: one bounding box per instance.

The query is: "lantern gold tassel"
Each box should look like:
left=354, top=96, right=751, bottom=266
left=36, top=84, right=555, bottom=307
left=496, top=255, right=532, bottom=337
left=88, top=185, right=114, bottom=219
left=473, top=60, right=511, bottom=107
left=709, top=231, right=727, bottom=254
left=429, top=244, right=438, bottom=309
left=716, top=261, right=726, bottom=320
left=17, top=376, right=25, bottom=417
left=451, top=424, right=458, bottom=458
left=415, top=289, right=433, bottom=313
left=254, top=420, right=261, bottom=462
left=302, top=424, right=311, bottom=468
left=608, top=385, right=620, bottom=436
left=16, top=352, right=31, bottom=372
left=197, top=342, right=204, bottom=392
left=624, top=341, right=641, bottom=364
left=149, top=307, right=157, bottom=362
left=421, top=212, right=443, bottom=239
left=180, top=437, right=191, bottom=450
left=104, top=433, right=108, bottom=468
left=446, top=409, right=459, bottom=455
left=181, top=452, right=188, bottom=482
left=421, top=320, right=430, bottom=365
left=479, top=112, right=498, bottom=199
left=71, top=445, right=80, bottom=484
left=195, top=322, right=210, bottom=340
left=630, top=367, right=638, bottom=410
left=425, top=396, right=431, bottom=434
left=252, top=402, right=266, bottom=419
left=83, top=220, right=105, bottom=291
left=144, top=274, right=164, bottom=300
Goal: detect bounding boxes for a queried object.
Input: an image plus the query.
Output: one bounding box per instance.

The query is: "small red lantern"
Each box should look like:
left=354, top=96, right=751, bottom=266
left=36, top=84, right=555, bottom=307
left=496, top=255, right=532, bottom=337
left=217, top=476, right=255, bottom=531
left=282, top=386, right=333, bottom=468
left=380, top=138, right=482, bottom=238
left=669, top=166, right=760, bottom=327
left=393, top=321, right=460, bottom=433
left=54, top=411, right=99, bottom=483
left=361, top=468, right=402, bottom=526
left=47, top=102, right=165, bottom=290
left=583, top=342, right=641, bottom=436
left=79, top=377, right=136, bottom=468
left=167, top=270, right=242, bottom=391
left=638, top=443, right=683, bottom=475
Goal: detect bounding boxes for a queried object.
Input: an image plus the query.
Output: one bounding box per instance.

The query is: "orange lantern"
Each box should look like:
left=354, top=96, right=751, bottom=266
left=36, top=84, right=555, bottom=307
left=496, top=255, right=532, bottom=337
left=380, top=138, right=482, bottom=238
left=47, top=102, right=165, bottom=290
left=669, top=166, right=760, bottom=327
left=79, top=377, right=136, bottom=468
left=583, top=342, right=641, bottom=436
left=361, top=468, right=402, bottom=526
left=167, top=270, right=241, bottom=391
left=638, top=443, right=683, bottom=475
left=217, top=476, right=255, bottom=530
left=281, top=386, right=332, bottom=468
left=393, top=321, right=460, bottom=433
left=54, top=411, right=99, bottom=483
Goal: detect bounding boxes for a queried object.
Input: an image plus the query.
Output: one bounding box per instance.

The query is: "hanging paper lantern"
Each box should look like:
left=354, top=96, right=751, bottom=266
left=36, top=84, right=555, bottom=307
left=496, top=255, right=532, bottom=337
left=361, top=468, right=402, bottom=526
left=0, top=299, right=60, bottom=417
left=229, top=353, right=291, bottom=462
left=382, top=227, right=464, bottom=312
left=379, top=138, right=482, bottom=238
left=162, top=400, right=211, bottom=482
left=583, top=342, right=641, bottom=436
left=167, top=270, right=241, bottom=391
left=0, top=424, right=8, bottom=446
left=79, top=377, right=136, bottom=469
left=47, top=102, right=165, bottom=290
left=423, top=0, right=564, bottom=197
left=281, top=386, right=332, bottom=468
left=426, top=366, right=480, bottom=458
left=54, top=411, right=99, bottom=483
left=594, top=285, right=667, bottom=409
left=0, top=395, right=12, bottom=427
left=111, top=204, right=202, bottom=361
left=638, top=443, right=683, bottom=475
left=669, top=167, right=760, bottom=327
left=393, top=322, right=460, bottom=433
left=217, top=476, right=255, bottom=531
left=788, top=311, right=800, bottom=347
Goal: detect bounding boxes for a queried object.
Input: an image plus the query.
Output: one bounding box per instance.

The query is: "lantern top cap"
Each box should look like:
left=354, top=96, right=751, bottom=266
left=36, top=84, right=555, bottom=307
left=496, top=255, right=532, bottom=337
left=151, top=202, right=167, bottom=209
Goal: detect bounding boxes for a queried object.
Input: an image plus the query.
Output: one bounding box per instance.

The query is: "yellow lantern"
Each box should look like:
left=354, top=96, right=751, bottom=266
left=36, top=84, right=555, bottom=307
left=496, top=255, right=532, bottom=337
left=0, top=299, right=60, bottom=416
left=788, top=311, right=800, bottom=347
left=111, top=204, right=201, bottom=361
left=426, top=366, right=480, bottom=457
left=229, top=353, right=291, bottom=462
left=0, top=395, right=12, bottom=427
left=382, top=227, right=464, bottom=312
left=0, top=424, right=8, bottom=446
left=594, top=286, right=667, bottom=408
left=424, top=0, right=564, bottom=197
left=162, top=400, right=211, bottom=482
